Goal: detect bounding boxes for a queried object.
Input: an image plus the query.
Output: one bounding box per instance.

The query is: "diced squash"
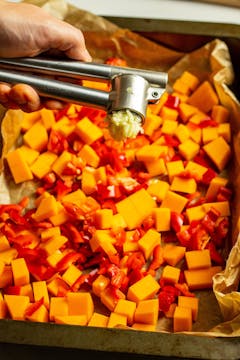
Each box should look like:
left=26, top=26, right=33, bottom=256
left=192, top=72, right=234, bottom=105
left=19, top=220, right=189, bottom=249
left=160, top=106, right=179, bottom=121
left=0, top=265, right=13, bottom=288
left=202, top=127, right=218, bottom=144
left=21, top=110, right=41, bottom=131
left=153, top=207, right=171, bottom=232
left=26, top=304, right=49, bottom=323
left=127, top=274, right=160, bottom=303
left=0, top=235, right=10, bottom=252
left=161, top=119, right=178, bottom=135
left=185, top=249, right=211, bottom=270
left=161, top=191, right=188, bottom=214
left=30, top=151, right=58, bottom=179
left=161, top=265, right=181, bottom=284
left=131, top=323, right=156, bottom=331
left=81, top=167, right=97, bottom=195
left=218, top=123, right=231, bottom=143
left=0, top=292, right=7, bottom=319
left=40, top=107, right=56, bottom=130
left=114, top=299, right=136, bottom=326
left=62, top=264, right=82, bottom=287
left=40, top=235, right=68, bottom=256
left=174, top=124, right=190, bottom=143
left=6, top=148, right=33, bottom=184
left=138, top=229, right=161, bottom=260
left=178, top=103, right=199, bottom=123
left=170, top=176, right=197, bottom=194
left=136, top=144, right=165, bottom=162
left=46, top=250, right=64, bottom=268
left=41, top=227, right=61, bottom=242
left=108, top=312, right=128, bottom=328
left=100, top=287, right=125, bottom=312
left=186, top=205, right=206, bottom=223
left=49, top=296, right=68, bottom=321
left=47, top=276, right=69, bottom=297
left=144, top=158, right=167, bottom=177
left=95, top=208, right=113, bottom=229
left=202, top=201, right=230, bottom=217
left=143, top=113, right=162, bottom=136
left=11, top=257, right=30, bottom=286
left=4, top=294, right=30, bottom=320
left=51, top=150, right=73, bottom=177
left=185, top=161, right=208, bottom=181
left=52, top=117, right=75, bottom=137
left=205, top=176, right=228, bottom=201
left=203, top=136, right=231, bottom=171
left=75, top=117, right=103, bottom=144
left=147, top=179, right=170, bottom=202
left=178, top=296, right=199, bottom=321
left=89, top=229, right=117, bottom=256
left=67, top=292, right=94, bottom=321
left=92, top=275, right=110, bottom=297
left=32, top=281, right=50, bottom=309
left=55, top=315, right=88, bottom=326
left=111, top=213, right=127, bottom=230
left=62, top=189, right=86, bottom=207
left=18, top=145, right=39, bottom=165
left=134, top=298, right=159, bottom=325
left=163, top=244, right=186, bottom=266
left=78, top=144, right=100, bottom=168
left=0, top=248, right=18, bottom=265
left=32, top=195, right=59, bottom=222
left=178, top=139, right=200, bottom=161
left=173, top=306, right=192, bottom=332
left=211, top=104, right=229, bottom=123
left=166, top=160, right=184, bottom=183
left=88, top=312, right=109, bottom=327
left=164, top=303, right=177, bottom=318
left=23, top=121, right=48, bottom=152
left=187, top=81, right=219, bottom=113
left=184, top=266, right=222, bottom=290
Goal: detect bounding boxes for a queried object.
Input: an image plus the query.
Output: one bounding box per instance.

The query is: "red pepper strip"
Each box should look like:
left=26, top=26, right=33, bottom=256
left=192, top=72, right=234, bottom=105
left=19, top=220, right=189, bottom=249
left=4, top=285, right=21, bottom=295
left=211, top=218, right=229, bottom=248
left=142, top=215, right=155, bottom=231
left=10, top=234, right=35, bottom=247
left=105, top=57, right=127, bottom=67
left=171, top=212, right=184, bottom=233
left=177, top=229, right=191, bottom=248
left=18, top=196, right=29, bottom=209
left=111, top=269, right=126, bottom=289
left=27, top=263, right=55, bottom=281
left=25, top=297, right=44, bottom=318
left=101, top=200, right=117, bottom=213
left=164, top=134, right=180, bottom=148
left=126, top=252, right=146, bottom=271
left=128, top=268, right=144, bottom=286
left=164, top=94, right=180, bottom=109
left=71, top=274, right=90, bottom=292
left=47, top=129, right=69, bottom=154
left=56, top=252, right=85, bottom=272
left=158, top=290, right=176, bottom=312
left=62, top=202, right=84, bottom=220
left=191, top=226, right=210, bottom=250
left=206, top=242, right=225, bottom=265
left=66, top=223, right=84, bottom=244
left=175, top=282, right=195, bottom=297
left=148, top=245, right=164, bottom=272
left=201, top=214, right=216, bottom=235
left=0, top=204, right=23, bottom=215
left=198, top=119, right=218, bottom=128
left=217, top=186, right=232, bottom=202
left=201, top=168, right=216, bottom=185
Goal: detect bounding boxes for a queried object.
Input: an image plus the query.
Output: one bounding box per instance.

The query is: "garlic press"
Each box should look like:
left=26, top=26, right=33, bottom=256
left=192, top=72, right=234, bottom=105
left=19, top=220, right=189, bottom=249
left=0, top=57, right=168, bottom=120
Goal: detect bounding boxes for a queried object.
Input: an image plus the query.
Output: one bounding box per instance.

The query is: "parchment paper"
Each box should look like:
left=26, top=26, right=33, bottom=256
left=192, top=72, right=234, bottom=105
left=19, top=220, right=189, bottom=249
left=1, top=0, right=240, bottom=337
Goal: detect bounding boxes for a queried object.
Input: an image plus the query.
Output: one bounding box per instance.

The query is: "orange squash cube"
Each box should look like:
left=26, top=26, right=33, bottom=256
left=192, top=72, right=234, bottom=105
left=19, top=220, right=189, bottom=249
left=88, top=312, right=109, bottom=327
left=114, top=299, right=137, bottom=326
left=32, top=281, right=50, bottom=309
left=184, top=266, right=222, bottom=290
left=161, top=265, right=181, bottom=284
left=163, top=244, right=186, bottom=266
left=178, top=296, right=199, bottom=321
left=4, top=294, right=30, bottom=321
left=6, top=148, right=33, bottom=184
left=127, top=274, right=160, bottom=303
left=134, top=298, right=159, bottom=325
left=138, top=229, right=161, bottom=260
left=173, top=306, right=192, bottom=332
left=203, top=136, right=231, bottom=171
left=67, top=292, right=94, bottom=322
left=108, top=312, right=128, bottom=328
left=11, top=258, right=30, bottom=286
left=30, top=151, right=58, bottom=179
left=161, top=191, right=188, bottom=214
left=185, top=249, right=211, bottom=270
left=187, top=81, right=218, bottom=113
left=153, top=207, right=171, bottom=232
left=49, top=296, right=68, bottom=321
left=75, top=117, right=103, bottom=144
left=23, top=121, right=48, bottom=152
left=92, top=275, right=110, bottom=297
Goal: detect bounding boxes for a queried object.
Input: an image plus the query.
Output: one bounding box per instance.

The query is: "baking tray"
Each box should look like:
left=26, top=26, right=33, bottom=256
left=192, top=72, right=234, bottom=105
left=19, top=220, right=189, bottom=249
left=1, top=18, right=240, bottom=360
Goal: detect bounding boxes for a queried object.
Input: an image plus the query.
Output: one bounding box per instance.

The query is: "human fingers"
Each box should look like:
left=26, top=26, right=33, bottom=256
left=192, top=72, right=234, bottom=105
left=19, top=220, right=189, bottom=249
left=8, top=84, right=41, bottom=112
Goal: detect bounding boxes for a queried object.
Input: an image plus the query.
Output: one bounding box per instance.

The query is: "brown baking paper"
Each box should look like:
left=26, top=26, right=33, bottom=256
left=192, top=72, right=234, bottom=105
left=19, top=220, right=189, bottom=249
left=1, top=0, right=240, bottom=337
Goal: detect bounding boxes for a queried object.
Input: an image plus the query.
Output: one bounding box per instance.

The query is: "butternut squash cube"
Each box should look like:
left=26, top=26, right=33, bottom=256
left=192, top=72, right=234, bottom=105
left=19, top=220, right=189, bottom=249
left=40, top=107, right=56, bottom=130
left=205, top=176, right=228, bottom=201
left=178, top=296, right=199, bottom=321
left=136, top=145, right=164, bottom=162
left=40, top=235, right=68, bottom=256
left=95, top=208, right=113, bottom=229
left=92, top=274, right=110, bottom=297
left=161, top=265, right=180, bottom=284
left=32, top=195, right=59, bottom=222
left=26, top=304, right=49, bottom=323
left=184, top=266, right=222, bottom=290
left=0, top=235, right=10, bottom=252
left=114, top=299, right=136, bottom=326
left=0, top=248, right=18, bottom=265
left=147, top=180, right=170, bottom=202
left=75, top=117, right=103, bottom=144
left=52, top=116, right=75, bottom=137
left=18, top=145, right=39, bottom=165
left=78, top=144, right=100, bottom=168
left=111, top=213, right=127, bottom=230
left=178, top=71, right=200, bottom=92
left=186, top=205, right=206, bottom=223
left=49, top=296, right=68, bottom=321
left=62, top=189, right=86, bottom=208
left=161, top=119, right=178, bottom=135
left=202, top=127, right=218, bottom=144
left=21, top=111, right=41, bottom=132
left=138, top=229, right=161, bottom=260
left=179, top=103, right=199, bottom=123
left=203, top=136, right=231, bottom=171
left=55, top=315, right=88, bottom=326
left=144, top=158, right=167, bottom=177
left=88, top=312, right=109, bottom=327
left=174, top=124, right=190, bottom=143
left=218, top=123, right=231, bottom=143
left=153, top=207, right=171, bottom=232
left=108, top=312, right=128, bottom=328
left=134, top=298, right=159, bottom=325
left=170, top=176, right=197, bottom=194
left=143, top=113, right=162, bottom=136
left=187, top=81, right=218, bottom=113
left=51, top=150, right=73, bottom=177
left=173, top=306, right=192, bottom=332
left=202, top=201, right=230, bottom=217
left=0, top=265, right=13, bottom=288
left=166, top=160, right=184, bottom=183
left=163, top=244, right=186, bottom=266
left=4, top=294, right=30, bottom=321
left=160, top=106, right=179, bottom=121
left=211, top=104, right=229, bottom=123
left=127, top=274, right=160, bottom=303
left=41, top=226, right=61, bottom=242
left=23, top=121, right=48, bottom=152
left=67, top=292, right=94, bottom=321
left=185, top=249, right=211, bottom=270
left=32, top=281, right=50, bottom=309
left=62, top=264, right=82, bottom=287
left=81, top=168, right=97, bottom=195
left=178, top=139, right=200, bottom=161
left=30, top=151, right=58, bottom=179
left=89, top=229, right=117, bottom=255
left=185, top=161, right=208, bottom=181
left=11, top=257, right=30, bottom=286
left=6, top=148, right=33, bottom=184
left=131, top=323, right=156, bottom=331
left=161, top=191, right=188, bottom=214
left=100, top=287, right=125, bottom=312
left=0, top=292, right=7, bottom=319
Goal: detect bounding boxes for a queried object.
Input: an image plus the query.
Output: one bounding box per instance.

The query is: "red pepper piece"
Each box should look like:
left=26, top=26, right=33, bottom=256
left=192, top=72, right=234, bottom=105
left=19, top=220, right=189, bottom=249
left=216, top=186, right=232, bottom=202
left=105, top=57, right=127, bottom=67
left=175, top=282, right=195, bottom=297
left=164, top=134, right=180, bottom=148
left=25, top=297, right=44, bottom=318
left=164, top=94, right=180, bottom=109
left=171, top=212, right=184, bottom=233
left=206, top=242, right=225, bottom=265
left=126, top=252, right=146, bottom=271
left=148, top=245, right=164, bottom=272
left=202, top=168, right=216, bottom=185
left=47, top=129, right=69, bottom=154
left=56, top=252, right=85, bottom=272
left=177, top=229, right=191, bottom=248
left=4, top=285, right=21, bottom=295
left=158, top=290, right=176, bottom=312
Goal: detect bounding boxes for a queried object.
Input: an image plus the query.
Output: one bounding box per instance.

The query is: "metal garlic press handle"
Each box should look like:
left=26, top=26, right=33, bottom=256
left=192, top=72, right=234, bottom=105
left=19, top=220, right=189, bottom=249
left=0, top=57, right=168, bottom=118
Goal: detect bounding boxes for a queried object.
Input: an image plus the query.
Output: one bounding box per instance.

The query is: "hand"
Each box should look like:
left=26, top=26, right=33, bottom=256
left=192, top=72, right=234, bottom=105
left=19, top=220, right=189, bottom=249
left=0, top=0, right=92, bottom=112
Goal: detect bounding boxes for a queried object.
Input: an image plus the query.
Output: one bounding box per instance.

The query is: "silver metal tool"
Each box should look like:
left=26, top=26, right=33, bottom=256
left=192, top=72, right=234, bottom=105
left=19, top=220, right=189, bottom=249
left=0, top=57, right=168, bottom=120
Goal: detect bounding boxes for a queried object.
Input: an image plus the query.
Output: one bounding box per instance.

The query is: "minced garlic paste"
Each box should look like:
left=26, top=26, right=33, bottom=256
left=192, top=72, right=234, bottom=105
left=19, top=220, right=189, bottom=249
left=106, top=109, right=143, bottom=141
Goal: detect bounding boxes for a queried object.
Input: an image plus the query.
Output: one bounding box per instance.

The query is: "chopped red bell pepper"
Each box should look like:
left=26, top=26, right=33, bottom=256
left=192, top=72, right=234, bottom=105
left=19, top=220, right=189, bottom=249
left=171, top=212, right=184, bottom=233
